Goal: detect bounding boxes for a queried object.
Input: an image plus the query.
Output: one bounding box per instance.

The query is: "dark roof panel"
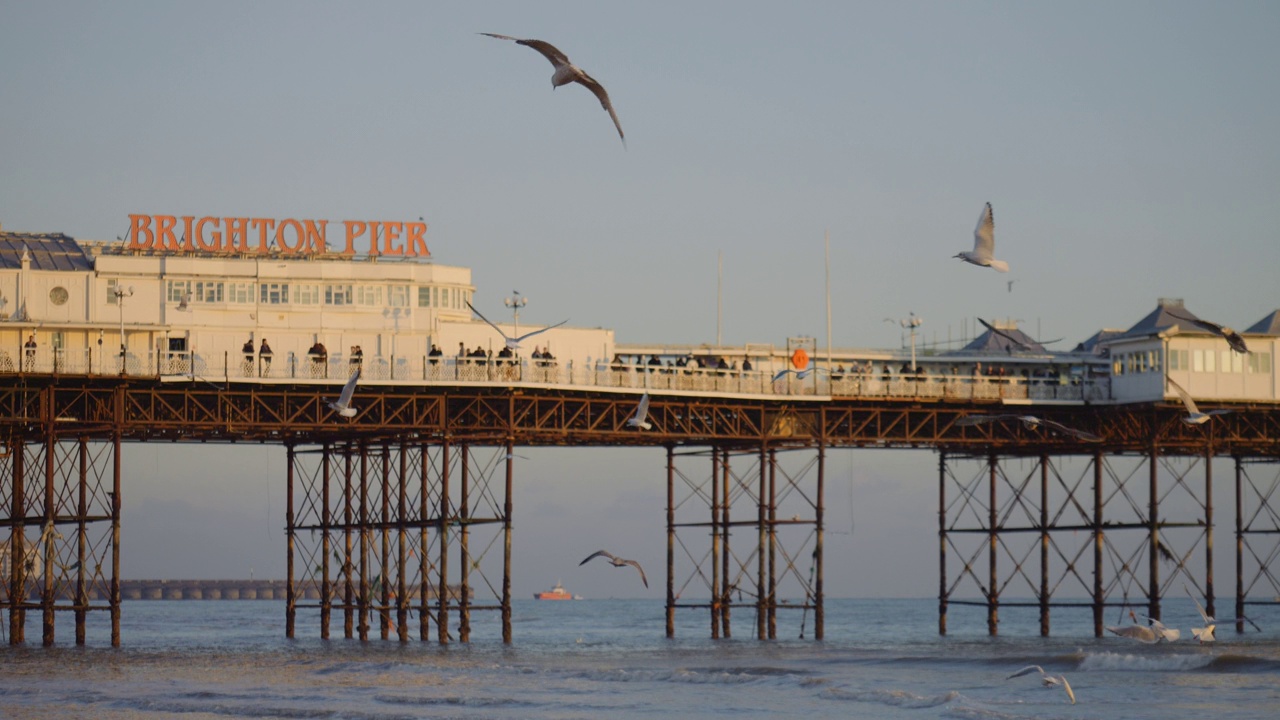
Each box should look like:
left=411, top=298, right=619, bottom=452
left=1245, top=310, right=1280, bottom=336
left=0, top=232, right=94, bottom=271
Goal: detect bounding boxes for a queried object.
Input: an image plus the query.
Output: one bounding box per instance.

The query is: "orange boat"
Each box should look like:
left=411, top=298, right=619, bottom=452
left=533, top=580, right=579, bottom=600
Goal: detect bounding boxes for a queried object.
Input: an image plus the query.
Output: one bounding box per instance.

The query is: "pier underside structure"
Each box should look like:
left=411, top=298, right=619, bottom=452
left=0, top=377, right=1276, bottom=644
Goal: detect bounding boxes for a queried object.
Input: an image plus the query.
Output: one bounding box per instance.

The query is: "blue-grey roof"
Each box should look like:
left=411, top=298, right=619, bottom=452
left=1245, top=310, right=1280, bottom=335
left=958, top=323, right=1048, bottom=354
left=0, top=232, right=93, bottom=271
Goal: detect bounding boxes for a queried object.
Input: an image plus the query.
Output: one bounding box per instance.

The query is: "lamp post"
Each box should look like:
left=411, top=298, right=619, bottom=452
left=503, top=290, right=527, bottom=343
left=884, top=312, right=923, bottom=372
left=114, top=285, right=134, bottom=374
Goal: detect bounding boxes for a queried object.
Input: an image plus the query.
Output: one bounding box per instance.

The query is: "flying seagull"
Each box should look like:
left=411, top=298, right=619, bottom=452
left=954, top=202, right=1009, bottom=272
left=1183, top=584, right=1261, bottom=642
left=175, top=291, right=192, bottom=312
left=1165, top=376, right=1232, bottom=425
left=480, top=33, right=625, bottom=145
left=466, top=300, right=568, bottom=351
left=327, top=368, right=361, bottom=419
left=579, top=550, right=648, bottom=588
left=957, top=414, right=1101, bottom=442
left=626, top=392, right=653, bottom=430
left=1166, top=309, right=1249, bottom=354
left=1006, top=665, right=1076, bottom=705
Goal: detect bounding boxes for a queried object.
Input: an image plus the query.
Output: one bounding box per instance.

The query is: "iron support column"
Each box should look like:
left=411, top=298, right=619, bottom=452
left=938, top=451, right=947, bottom=636
left=10, top=436, right=25, bottom=644
left=720, top=447, right=731, bottom=639
left=358, top=443, right=370, bottom=641
left=320, top=444, right=331, bottom=640
left=815, top=441, right=825, bottom=640
left=665, top=445, right=675, bottom=638
left=75, top=438, right=88, bottom=645
left=1039, top=453, right=1049, bottom=637
left=987, top=452, right=998, bottom=636
left=1148, top=443, right=1160, bottom=621
left=1092, top=450, right=1104, bottom=637
left=43, top=423, right=55, bottom=646
left=756, top=442, right=767, bottom=640
left=285, top=443, right=296, bottom=639
left=397, top=442, right=409, bottom=643
left=503, top=439, right=514, bottom=644
left=767, top=448, right=777, bottom=640
left=1204, top=446, right=1215, bottom=620
left=1234, top=455, right=1244, bottom=633
left=710, top=446, right=721, bottom=639
left=459, top=443, right=471, bottom=643
left=437, top=439, right=450, bottom=644
left=110, top=430, right=121, bottom=647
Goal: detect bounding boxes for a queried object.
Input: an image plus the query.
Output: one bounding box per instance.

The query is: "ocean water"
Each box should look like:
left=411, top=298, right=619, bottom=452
left=1, top=598, right=1278, bottom=719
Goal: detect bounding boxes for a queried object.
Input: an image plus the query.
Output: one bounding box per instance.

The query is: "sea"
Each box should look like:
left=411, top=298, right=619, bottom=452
left=1, top=597, right=1278, bottom=720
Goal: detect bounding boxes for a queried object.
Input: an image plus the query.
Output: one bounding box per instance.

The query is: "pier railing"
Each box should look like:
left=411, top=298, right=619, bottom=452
left=2, top=347, right=1111, bottom=403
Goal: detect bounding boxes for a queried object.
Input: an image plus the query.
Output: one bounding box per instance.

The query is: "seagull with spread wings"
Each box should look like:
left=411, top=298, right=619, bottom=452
left=327, top=368, right=361, bottom=419
left=1166, top=309, right=1249, bottom=354
left=480, top=33, right=625, bottom=145
left=579, top=550, right=648, bottom=588
left=1166, top=376, right=1232, bottom=425
left=1006, top=665, right=1076, bottom=705
left=954, top=202, right=1009, bottom=272
left=626, top=392, right=653, bottom=430
left=466, top=300, right=568, bottom=351
left=1183, top=584, right=1261, bottom=642
left=957, top=414, right=1101, bottom=442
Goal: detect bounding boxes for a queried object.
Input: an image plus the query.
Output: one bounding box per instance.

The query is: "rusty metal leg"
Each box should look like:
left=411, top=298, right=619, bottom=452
left=358, top=443, right=370, bottom=641
left=720, top=448, right=731, bottom=639
left=1148, top=444, right=1160, bottom=621
left=710, top=447, right=721, bottom=639
left=397, top=442, right=409, bottom=643
left=987, top=452, right=998, bottom=636
left=938, top=451, right=947, bottom=636
left=437, top=440, right=451, bottom=645
left=10, top=436, right=26, bottom=644
left=502, top=439, right=514, bottom=644
left=42, top=427, right=55, bottom=646
left=665, top=445, right=675, bottom=638
left=1092, top=451, right=1104, bottom=637
left=379, top=444, right=391, bottom=641
left=815, top=442, right=824, bottom=641
left=110, top=431, right=121, bottom=647
left=75, top=438, right=88, bottom=645
left=767, top=448, right=777, bottom=640
left=342, top=446, right=354, bottom=639
left=320, top=444, right=331, bottom=640
left=756, top=443, right=767, bottom=640
left=418, top=442, right=431, bottom=642
left=1204, top=446, right=1215, bottom=620
left=285, top=443, right=296, bottom=639
left=1039, top=454, right=1049, bottom=637
left=459, top=443, right=471, bottom=643
left=1234, top=455, right=1244, bottom=633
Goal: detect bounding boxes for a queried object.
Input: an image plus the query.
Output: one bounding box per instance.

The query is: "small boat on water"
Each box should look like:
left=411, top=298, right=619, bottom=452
left=533, top=580, right=579, bottom=600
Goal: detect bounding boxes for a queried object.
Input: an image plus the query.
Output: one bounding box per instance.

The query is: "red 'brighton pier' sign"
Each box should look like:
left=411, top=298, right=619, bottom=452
left=125, top=214, right=429, bottom=258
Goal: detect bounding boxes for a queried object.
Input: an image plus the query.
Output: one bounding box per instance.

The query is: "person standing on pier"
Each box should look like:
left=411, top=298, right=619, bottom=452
left=259, top=339, right=273, bottom=376
left=242, top=339, right=255, bottom=376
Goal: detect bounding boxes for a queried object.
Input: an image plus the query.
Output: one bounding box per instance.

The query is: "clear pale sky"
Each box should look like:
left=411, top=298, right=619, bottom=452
left=2, top=2, right=1278, bottom=599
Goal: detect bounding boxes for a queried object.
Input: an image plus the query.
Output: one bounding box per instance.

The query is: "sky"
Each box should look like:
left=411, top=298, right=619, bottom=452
left=2, top=2, right=1279, bottom=603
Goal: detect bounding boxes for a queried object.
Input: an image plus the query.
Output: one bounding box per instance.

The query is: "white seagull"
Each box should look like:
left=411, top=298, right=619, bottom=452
left=957, top=414, right=1102, bottom=442
left=954, top=202, right=1009, bottom=272
left=327, top=368, right=361, bottom=419
left=580, top=550, right=648, bottom=588
left=480, top=33, right=625, bottom=145
left=175, top=291, right=192, bottom=312
left=626, top=393, right=653, bottom=430
left=1166, top=376, right=1232, bottom=425
left=1184, top=584, right=1261, bottom=642
left=1006, top=665, right=1076, bottom=705
left=466, top=300, right=568, bottom=351
left=1166, top=310, right=1250, bottom=354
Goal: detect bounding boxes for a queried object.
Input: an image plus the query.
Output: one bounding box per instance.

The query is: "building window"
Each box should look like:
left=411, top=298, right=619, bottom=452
left=228, top=282, right=254, bottom=304
left=195, top=281, right=224, bottom=303
left=355, top=285, right=383, bottom=306
left=260, top=283, right=289, bottom=304
left=418, top=286, right=432, bottom=307
left=1169, top=349, right=1187, bottom=371
left=1204, top=349, right=1216, bottom=373
left=389, top=286, right=408, bottom=307
left=107, top=279, right=120, bottom=305
left=1192, top=350, right=1203, bottom=372
left=1248, top=352, right=1272, bottom=374
left=324, top=284, right=352, bottom=306
left=167, top=280, right=191, bottom=302
left=293, top=284, right=320, bottom=305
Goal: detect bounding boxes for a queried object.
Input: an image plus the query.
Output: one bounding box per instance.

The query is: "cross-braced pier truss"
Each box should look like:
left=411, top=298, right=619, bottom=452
left=665, top=444, right=825, bottom=640
left=937, top=448, right=1275, bottom=636
left=285, top=438, right=514, bottom=642
left=1, top=434, right=120, bottom=646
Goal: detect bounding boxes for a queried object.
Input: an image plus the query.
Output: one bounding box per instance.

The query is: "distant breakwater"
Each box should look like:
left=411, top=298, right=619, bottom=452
left=13, top=579, right=465, bottom=601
